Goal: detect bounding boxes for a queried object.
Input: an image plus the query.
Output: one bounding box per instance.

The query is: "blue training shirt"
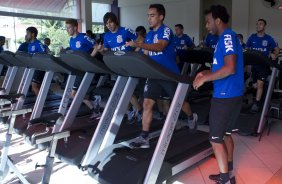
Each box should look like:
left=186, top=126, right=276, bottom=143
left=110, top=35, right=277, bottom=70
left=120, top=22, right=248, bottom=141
left=28, top=39, right=45, bottom=54
left=70, top=33, right=95, bottom=54
left=174, top=34, right=194, bottom=58
left=146, top=24, right=180, bottom=74
left=18, top=42, right=29, bottom=52
left=205, top=33, right=219, bottom=49
left=104, top=27, right=137, bottom=51
left=212, top=28, right=244, bottom=98
left=246, top=33, right=277, bottom=58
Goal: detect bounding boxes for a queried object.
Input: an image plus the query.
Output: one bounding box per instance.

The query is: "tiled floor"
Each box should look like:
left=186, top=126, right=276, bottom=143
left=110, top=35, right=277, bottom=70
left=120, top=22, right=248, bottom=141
left=1, top=119, right=282, bottom=184
left=169, top=121, right=282, bottom=184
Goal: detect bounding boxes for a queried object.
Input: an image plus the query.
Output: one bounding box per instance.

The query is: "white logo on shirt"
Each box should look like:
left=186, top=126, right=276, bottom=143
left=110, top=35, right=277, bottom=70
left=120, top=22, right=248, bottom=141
left=125, top=27, right=136, bottom=36
left=213, top=58, right=218, bottom=65
left=117, top=35, right=123, bottom=43
left=31, top=45, right=35, bottom=51
left=76, top=41, right=81, bottom=48
left=181, top=40, right=185, bottom=44
left=153, top=34, right=158, bottom=43
left=86, top=36, right=95, bottom=44
left=163, top=27, right=170, bottom=39
left=144, top=84, right=148, bottom=92
left=111, top=45, right=126, bottom=51
left=224, top=34, right=234, bottom=52
left=262, top=40, right=268, bottom=47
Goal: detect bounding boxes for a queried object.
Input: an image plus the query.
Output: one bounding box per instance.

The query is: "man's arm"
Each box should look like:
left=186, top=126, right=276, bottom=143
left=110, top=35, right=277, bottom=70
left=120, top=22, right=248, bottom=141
left=193, top=54, right=237, bottom=90
left=126, top=40, right=168, bottom=52
left=270, top=46, right=280, bottom=60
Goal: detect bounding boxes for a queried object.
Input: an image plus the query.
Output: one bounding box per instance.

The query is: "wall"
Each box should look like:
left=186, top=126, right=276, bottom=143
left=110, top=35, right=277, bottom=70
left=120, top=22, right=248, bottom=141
left=231, top=0, right=250, bottom=40
left=118, top=0, right=282, bottom=46
left=248, top=0, right=282, bottom=45
left=201, top=0, right=232, bottom=40
left=119, top=0, right=201, bottom=44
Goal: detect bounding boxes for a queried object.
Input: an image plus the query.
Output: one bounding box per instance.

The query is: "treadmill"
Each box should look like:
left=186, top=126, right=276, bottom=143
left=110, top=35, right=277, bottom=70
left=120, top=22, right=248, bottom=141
left=24, top=50, right=119, bottom=184
left=0, top=51, right=27, bottom=95
left=236, top=50, right=282, bottom=138
left=0, top=51, right=62, bottom=106
left=56, top=49, right=213, bottom=170
left=84, top=51, right=212, bottom=184
left=0, top=52, right=83, bottom=184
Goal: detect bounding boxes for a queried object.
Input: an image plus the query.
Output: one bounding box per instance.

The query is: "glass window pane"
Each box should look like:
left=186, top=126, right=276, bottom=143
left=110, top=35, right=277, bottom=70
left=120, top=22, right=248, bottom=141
left=0, top=0, right=79, bottom=19
left=0, top=16, right=69, bottom=54
left=92, top=3, right=111, bottom=23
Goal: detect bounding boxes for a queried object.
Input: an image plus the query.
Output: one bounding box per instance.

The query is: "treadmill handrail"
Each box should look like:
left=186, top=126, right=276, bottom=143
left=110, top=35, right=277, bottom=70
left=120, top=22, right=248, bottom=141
left=60, top=50, right=114, bottom=74
left=243, top=50, right=282, bottom=70
left=181, top=47, right=214, bottom=64
left=0, top=51, right=26, bottom=67
left=103, top=51, right=193, bottom=84
left=32, top=53, right=83, bottom=75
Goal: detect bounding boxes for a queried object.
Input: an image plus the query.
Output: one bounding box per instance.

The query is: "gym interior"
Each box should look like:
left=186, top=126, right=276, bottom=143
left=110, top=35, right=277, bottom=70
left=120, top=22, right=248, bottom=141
left=0, top=0, right=282, bottom=184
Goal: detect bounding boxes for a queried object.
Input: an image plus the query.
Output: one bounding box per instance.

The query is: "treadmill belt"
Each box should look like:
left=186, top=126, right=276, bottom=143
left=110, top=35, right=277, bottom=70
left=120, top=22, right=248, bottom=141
left=23, top=93, right=62, bottom=105
left=55, top=118, right=99, bottom=165
left=115, top=119, right=164, bottom=143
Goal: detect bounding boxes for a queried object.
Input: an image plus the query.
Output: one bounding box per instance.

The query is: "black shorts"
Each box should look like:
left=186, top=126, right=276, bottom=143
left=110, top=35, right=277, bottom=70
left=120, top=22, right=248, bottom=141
left=251, top=66, right=271, bottom=82
left=209, top=96, right=242, bottom=143
left=143, top=79, right=177, bottom=101
left=134, top=79, right=146, bottom=97
left=32, top=70, right=45, bottom=84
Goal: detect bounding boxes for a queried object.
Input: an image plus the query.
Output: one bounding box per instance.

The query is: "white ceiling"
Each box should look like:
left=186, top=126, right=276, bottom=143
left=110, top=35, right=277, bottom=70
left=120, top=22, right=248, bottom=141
left=0, top=0, right=68, bottom=13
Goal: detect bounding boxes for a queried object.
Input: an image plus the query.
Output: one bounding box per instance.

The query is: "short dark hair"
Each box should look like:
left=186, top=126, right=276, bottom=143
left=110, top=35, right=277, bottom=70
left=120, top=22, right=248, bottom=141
left=149, top=4, right=166, bottom=20
left=236, top=34, right=243, bottom=40
left=0, top=36, right=5, bottom=42
left=204, top=5, right=230, bottom=24
left=103, top=12, right=119, bottom=25
left=175, top=24, right=184, bottom=29
left=86, top=30, right=93, bottom=35
left=135, top=26, right=146, bottom=36
left=26, top=27, right=38, bottom=37
left=258, top=18, right=267, bottom=26
left=65, top=19, right=78, bottom=27
left=44, top=37, right=50, bottom=42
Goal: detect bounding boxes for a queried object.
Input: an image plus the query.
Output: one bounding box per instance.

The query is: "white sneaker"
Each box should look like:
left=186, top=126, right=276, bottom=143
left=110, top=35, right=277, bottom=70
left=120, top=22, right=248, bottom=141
left=129, top=136, right=150, bottom=148
left=187, top=113, right=198, bottom=133
left=127, top=109, right=136, bottom=122
left=92, top=95, right=101, bottom=110
left=136, top=111, right=142, bottom=123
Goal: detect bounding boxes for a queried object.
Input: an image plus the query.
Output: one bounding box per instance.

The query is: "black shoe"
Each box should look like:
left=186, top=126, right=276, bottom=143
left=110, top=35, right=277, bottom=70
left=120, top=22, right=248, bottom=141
left=216, top=180, right=231, bottom=184
left=209, top=174, right=236, bottom=184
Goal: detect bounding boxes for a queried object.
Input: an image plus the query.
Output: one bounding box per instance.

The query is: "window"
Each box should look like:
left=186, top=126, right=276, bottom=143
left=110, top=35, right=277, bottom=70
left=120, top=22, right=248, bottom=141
left=0, top=0, right=79, bottom=19
left=92, top=3, right=111, bottom=33
left=0, top=16, right=69, bottom=54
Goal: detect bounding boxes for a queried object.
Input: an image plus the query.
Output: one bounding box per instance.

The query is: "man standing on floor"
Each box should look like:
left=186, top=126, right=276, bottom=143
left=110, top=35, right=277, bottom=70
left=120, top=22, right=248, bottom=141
left=193, top=5, right=244, bottom=184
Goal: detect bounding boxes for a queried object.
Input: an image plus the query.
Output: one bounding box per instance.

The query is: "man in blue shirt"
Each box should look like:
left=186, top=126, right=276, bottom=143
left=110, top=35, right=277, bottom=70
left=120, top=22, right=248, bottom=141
left=101, top=12, right=144, bottom=123
left=236, top=34, right=246, bottom=49
left=193, top=5, right=244, bottom=184
left=64, top=18, right=100, bottom=120
left=126, top=4, right=198, bottom=149
left=246, top=19, right=280, bottom=113
left=174, top=24, right=195, bottom=70
left=0, top=36, right=5, bottom=53
left=43, top=37, right=51, bottom=54
left=204, top=32, right=219, bottom=49
left=18, top=35, right=29, bottom=52
left=0, top=36, right=6, bottom=76
left=25, top=27, right=46, bottom=96
left=102, top=12, right=137, bottom=52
